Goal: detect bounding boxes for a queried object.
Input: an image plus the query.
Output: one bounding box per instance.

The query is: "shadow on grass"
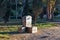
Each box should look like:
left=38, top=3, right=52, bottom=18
left=0, top=31, right=29, bottom=34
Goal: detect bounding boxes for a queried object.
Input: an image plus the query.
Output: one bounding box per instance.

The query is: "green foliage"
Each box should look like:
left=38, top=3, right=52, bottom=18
left=54, top=9, right=59, bottom=16
left=42, top=0, right=47, bottom=4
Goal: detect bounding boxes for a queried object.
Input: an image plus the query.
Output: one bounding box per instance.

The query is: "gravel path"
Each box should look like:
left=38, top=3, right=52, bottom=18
left=8, top=25, right=60, bottom=40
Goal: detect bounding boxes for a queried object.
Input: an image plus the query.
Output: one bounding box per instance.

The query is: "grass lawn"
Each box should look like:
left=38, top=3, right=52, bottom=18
left=0, top=25, right=20, bottom=32
left=0, top=34, right=9, bottom=40
left=0, top=22, right=57, bottom=40
left=36, top=22, right=57, bottom=29
left=0, top=22, right=57, bottom=32
left=0, top=25, right=20, bottom=40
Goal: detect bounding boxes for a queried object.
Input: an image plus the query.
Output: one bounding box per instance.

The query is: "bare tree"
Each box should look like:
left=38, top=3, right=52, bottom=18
left=32, top=0, right=43, bottom=25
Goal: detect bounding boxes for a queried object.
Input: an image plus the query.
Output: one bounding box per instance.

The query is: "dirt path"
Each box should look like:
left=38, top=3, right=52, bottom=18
left=7, top=25, right=60, bottom=40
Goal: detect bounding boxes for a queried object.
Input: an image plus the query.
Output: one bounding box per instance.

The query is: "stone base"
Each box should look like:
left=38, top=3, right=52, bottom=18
left=26, top=27, right=37, bottom=33
left=18, top=27, right=26, bottom=33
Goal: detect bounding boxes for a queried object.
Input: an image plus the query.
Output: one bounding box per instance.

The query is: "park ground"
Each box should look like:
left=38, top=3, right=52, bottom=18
left=0, top=22, right=60, bottom=40
left=9, top=25, right=60, bottom=40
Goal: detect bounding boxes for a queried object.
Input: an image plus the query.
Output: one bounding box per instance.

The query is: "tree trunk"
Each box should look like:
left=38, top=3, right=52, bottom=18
left=32, top=0, right=43, bottom=25
left=47, top=0, right=56, bottom=21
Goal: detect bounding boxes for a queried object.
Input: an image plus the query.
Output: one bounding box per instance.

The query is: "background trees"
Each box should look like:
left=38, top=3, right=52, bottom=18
left=0, top=0, right=60, bottom=24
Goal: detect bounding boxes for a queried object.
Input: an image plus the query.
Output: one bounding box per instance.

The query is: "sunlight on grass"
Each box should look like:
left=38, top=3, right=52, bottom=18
left=0, top=34, right=9, bottom=38
left=0, top=25, right=21, bottom=40
left=0, top=23, right=57, bottom=32
left=0, top=34, right=9, bottom=40
left=36, top=22, right=57, bottom=29
left=0, top=25, right=21, bottom=32
left=0, top=23, right=58, bottom=40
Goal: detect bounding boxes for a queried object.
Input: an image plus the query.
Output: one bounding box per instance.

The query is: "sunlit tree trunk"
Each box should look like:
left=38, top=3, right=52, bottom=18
left=47, top=0, right=56, bottom=21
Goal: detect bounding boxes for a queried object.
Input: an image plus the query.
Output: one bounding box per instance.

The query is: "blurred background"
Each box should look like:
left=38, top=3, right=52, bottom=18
left=0, top=0, right=60, bottom=24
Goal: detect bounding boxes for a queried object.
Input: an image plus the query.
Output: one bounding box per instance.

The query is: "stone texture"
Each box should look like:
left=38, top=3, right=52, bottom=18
left=32, top=27, right=37, bottom=33
left=18, top=27, right=26, bottom=33
left=22, top=15, right=32, bottom=27
left=26, top=27, right=37, bottom=33
left=22, top=15, right=37, bottom=33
